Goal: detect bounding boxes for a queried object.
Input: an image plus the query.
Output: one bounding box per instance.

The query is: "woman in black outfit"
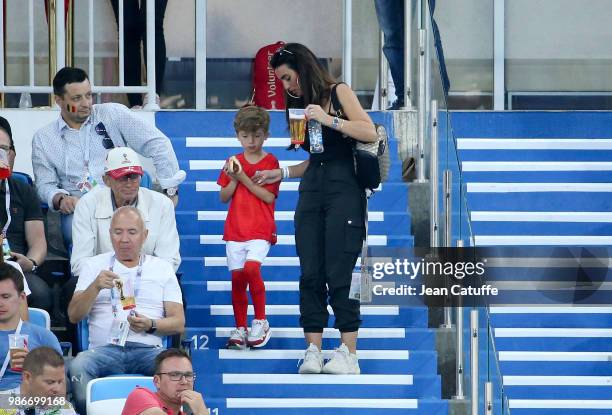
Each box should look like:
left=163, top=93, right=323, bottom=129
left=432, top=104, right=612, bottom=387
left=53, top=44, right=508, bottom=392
left=253, top=43, right=377, bottom=375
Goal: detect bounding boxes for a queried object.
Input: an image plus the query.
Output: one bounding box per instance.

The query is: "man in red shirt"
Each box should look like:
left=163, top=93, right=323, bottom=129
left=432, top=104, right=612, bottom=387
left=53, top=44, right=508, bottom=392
left=217, top=106, right=280, bottom=350
left=122, top=348, right=208, bottom=415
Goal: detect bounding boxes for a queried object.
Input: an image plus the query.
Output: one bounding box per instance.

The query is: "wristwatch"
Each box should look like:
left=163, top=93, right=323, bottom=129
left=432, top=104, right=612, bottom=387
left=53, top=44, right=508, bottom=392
left=163, top=187, right=178, bottom=197
left=146, top=319, right=157, bottom=334
left=28, top=258, right=38, bottom=272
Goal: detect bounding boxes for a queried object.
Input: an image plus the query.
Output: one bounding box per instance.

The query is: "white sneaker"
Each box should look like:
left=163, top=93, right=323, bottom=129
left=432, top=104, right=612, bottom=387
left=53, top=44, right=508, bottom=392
left=227, top=327, right=248, bottom=350
left=322, top=344, right=360, bottom=374
left=298, top=343, right=324, bottom=374
left=247, top=319, right=271, bottom=348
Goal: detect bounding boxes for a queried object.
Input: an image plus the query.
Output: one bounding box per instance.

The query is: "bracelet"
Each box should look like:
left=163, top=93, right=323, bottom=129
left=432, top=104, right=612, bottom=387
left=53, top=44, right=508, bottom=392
left=281, top=166, right=290, bottom=180
left=332, top=116, right=340, bottom=129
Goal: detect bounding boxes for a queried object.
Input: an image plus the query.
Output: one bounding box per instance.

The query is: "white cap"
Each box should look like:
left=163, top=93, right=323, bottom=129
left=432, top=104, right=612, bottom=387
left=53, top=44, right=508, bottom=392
left=104, top=147, right=144, bottom=179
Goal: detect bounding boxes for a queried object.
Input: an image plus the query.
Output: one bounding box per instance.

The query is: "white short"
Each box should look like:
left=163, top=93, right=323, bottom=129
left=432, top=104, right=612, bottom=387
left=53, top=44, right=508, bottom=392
left=226, top=239, right=271, bottom=271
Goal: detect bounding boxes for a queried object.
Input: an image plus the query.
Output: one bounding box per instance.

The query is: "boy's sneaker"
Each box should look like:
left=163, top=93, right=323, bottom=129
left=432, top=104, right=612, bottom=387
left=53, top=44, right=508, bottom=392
left=298, top=343, right=324, bottom=374
left=322, top=343, right=360, bottom=374
left=227, top=327, right=248, bottom=350
left=247, top=319, right=271, bottom=348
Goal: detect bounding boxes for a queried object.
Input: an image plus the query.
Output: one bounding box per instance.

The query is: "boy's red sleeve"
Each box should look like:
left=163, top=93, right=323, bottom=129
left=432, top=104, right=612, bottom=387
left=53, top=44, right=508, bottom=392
left=217, top=160, right=230, bottom=187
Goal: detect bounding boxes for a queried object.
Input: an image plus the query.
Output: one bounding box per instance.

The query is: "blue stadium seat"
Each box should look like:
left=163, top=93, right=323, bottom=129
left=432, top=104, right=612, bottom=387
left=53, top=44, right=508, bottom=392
left=12, top=171, right=49, bottom=210
left=11, top=171, right=33, bottom=185
left=86, top=376, right=154, bottom=415
left=140, top=170, right=153, bottom=189
left=28, top=307, right=50, bottom=329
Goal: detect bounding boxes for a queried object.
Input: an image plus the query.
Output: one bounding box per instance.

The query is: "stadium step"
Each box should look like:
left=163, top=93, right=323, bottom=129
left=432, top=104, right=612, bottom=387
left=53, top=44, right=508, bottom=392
left=184, top=304, right=428, bottom=328
left=191, top=348, right=438, bottom=375
left=184, top=327, right=436, bottom=351
left=202, top=397, right=449, bottom=415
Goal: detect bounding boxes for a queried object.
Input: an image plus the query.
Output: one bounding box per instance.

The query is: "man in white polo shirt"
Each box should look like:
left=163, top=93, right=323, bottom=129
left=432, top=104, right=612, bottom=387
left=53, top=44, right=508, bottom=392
left=67, top=206, right=184, bottom=415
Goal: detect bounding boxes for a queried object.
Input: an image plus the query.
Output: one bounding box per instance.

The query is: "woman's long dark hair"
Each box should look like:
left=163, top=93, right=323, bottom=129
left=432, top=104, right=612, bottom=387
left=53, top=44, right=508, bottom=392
left=270, top=43, right=336, bottom=111
left=270, top=43, right=337, bottom=150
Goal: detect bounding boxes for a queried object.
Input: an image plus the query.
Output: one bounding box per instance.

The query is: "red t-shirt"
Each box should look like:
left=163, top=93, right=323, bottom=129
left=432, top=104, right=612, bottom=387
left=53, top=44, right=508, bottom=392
left=217, top=153, right=280, bottom=244
left=122, top=387, right=185, bottom=415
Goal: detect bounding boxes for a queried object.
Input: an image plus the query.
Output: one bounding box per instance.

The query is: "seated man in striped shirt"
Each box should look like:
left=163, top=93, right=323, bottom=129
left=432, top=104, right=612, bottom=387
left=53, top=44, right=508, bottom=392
left=31, top=67, right=186, bottom=249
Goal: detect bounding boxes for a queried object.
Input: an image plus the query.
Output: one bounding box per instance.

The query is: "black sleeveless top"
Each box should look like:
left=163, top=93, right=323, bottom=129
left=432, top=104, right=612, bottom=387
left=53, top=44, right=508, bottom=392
left=300, top=84, right=352, bottom=163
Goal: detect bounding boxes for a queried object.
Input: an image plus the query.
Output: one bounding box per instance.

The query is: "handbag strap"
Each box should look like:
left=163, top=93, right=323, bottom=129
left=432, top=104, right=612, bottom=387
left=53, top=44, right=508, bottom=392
left=329, top=83, right=346, bottom=118
left=359, top=198, right=372, bottom=302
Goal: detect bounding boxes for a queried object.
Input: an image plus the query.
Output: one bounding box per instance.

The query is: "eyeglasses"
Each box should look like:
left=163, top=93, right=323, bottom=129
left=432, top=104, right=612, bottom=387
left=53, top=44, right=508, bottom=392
left=157, top=371, right=196, bottom=381
left=116, top=173, right=142, bottom=182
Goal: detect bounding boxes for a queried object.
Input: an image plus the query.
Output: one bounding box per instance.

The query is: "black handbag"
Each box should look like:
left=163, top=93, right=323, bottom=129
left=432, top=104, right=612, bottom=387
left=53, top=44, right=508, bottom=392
left=330, top=84, right=390, bottom=192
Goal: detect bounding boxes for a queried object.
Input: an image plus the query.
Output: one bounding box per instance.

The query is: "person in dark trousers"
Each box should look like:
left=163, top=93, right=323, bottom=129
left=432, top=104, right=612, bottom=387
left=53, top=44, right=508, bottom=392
left=253, top=43, right=378, bottom=375
left=110, top=0, right=168, bottom=108
left=375, top=0, right=450, bottom=109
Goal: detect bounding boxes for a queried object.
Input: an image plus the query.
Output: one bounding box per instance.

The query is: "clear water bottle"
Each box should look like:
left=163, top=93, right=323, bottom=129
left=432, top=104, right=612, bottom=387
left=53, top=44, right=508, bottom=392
left=308, top=119, right=324, bottom=153
left=18, top=92, right=32, bottom=109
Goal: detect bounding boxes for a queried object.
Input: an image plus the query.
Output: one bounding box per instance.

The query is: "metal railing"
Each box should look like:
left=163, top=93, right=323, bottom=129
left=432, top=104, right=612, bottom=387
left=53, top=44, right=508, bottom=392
left=0, top=0, right=158, bottom=109
left=0, top=0, right=362, bottom=111
left=412, top=1, right=506, bottom=413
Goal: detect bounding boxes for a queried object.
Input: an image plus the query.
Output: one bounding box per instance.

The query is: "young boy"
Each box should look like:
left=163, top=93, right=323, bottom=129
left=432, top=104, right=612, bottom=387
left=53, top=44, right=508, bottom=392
left=218, top=106, right=279, bottom=349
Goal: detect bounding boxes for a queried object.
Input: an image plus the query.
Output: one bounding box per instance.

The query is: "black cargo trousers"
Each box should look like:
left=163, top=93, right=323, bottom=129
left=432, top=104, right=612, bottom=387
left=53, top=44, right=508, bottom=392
left=295, top=158, right=366, bottom=333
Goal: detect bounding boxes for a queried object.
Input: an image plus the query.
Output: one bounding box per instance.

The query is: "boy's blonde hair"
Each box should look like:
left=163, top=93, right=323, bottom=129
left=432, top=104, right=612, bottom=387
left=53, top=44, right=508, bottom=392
left=234, top=106, right=270, bottom=135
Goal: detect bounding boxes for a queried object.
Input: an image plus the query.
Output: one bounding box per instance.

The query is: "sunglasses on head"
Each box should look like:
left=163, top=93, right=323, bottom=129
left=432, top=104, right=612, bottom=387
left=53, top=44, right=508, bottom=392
left=275, top=48, right=294, bottom=58
left=95, top=122, right=115, bottom=149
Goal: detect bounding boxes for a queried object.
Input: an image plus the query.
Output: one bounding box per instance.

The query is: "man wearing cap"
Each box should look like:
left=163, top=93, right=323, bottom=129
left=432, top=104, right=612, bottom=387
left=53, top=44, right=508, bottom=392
left=0, top=116, right=51, bottom=312
left=70, top=147, right=180, bottom=277
left=31, top=67, right=186, bottom=248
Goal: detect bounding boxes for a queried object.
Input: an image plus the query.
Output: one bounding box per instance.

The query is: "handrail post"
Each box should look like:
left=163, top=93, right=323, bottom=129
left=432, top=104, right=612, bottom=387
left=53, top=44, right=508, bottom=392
left=485, top=381, right=493, bottom=414
left=195, top=0, right=207, bottom=109
left=118, top=0, right=125, bottom=87
left=342, top=0, right=352, bottom=86
left=88, top=0, right=94, bottom=87
left=20, top=0, right=35, bottom=108
left=378, top=30, right=388, bottom=110
left=441, top=169, right=453, bottom=326
left=453, top=305, right=465, bottom=400
left=402, top=0, right=412, bottom=109
left=429, top=99, right=438, bottom=247
left=48, top=0, right=56, bottom=106
left=416, top=27, right=426, bottom=182
left=66, top=0, right=74, bottom=66
left=444, top=170, right=452, bottom=247
left=471, top=309, right=479, bottom=415
left=143, top=0, right=159, bottom=110
left=56, top=0, right=66, bottom=72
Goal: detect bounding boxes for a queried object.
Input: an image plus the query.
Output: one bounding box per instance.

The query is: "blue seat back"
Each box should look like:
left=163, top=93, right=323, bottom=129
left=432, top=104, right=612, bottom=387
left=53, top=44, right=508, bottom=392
left=12, top=171, right=49, bottom=210
left=11, top=171, right=33, bottom=186
left=28, top=307, right=50, bottom=329
left=140, top=171, right=153, bottom=189
left=86, top=376, right=154, bottom=415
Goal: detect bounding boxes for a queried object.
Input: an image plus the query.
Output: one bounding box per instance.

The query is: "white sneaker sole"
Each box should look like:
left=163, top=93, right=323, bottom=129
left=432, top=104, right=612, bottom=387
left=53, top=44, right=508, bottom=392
left=298, top=362, right=323, bottom=374
left=322, top=364, right=361, bottom=375
left=248, top=328, right=271, bottom=348
left=227, top=341, right=246, bottom=350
